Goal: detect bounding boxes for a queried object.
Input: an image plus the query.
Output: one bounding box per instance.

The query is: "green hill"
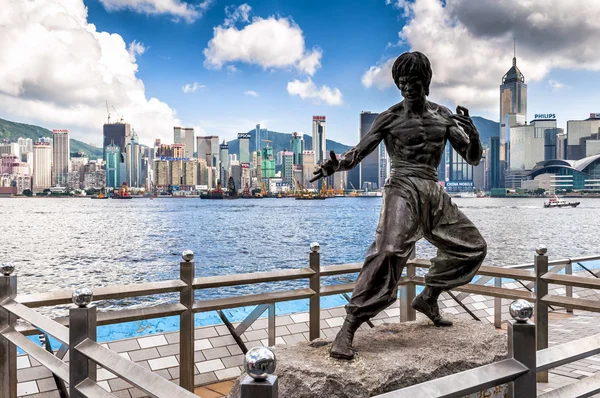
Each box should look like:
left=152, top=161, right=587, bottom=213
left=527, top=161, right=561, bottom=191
left=0, top=118, right=102, bottom=159
left=472, top=116, right=500, bottom=148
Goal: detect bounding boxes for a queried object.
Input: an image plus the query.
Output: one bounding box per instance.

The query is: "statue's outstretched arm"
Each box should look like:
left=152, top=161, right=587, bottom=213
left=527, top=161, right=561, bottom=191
left=336, top=112, right=391, bottom=171
left=446, top=106, right=483, bottom=166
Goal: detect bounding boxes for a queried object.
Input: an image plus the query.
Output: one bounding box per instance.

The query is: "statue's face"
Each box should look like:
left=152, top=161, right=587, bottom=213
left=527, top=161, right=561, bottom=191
left=397, top=76, right=426, bottom=104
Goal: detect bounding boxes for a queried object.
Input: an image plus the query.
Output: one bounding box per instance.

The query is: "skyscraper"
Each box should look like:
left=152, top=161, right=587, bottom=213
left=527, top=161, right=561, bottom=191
left=51, top=129, right=70, bottom=187
left=255, top=124, right=267, bottom=154
left=220, top=140, right=229, bottom=184
left=261, top=145, right=275, bottom=179
left=359, top=112, right=379, bottom=189
left=105, top=143, right=121, bottom=188
left=238, top=133, right=251, bottom=163
left=291, top=132, right=304, bottom=165
left=281, top=151, right=294, bottom=182
left=566, top=115, right=600, bottom=160
left=490, top=136, right=502, bottom=189
left=33, top=142, right=52, bottom=192
left=174, top=127, right=195, bottom=158
left=103, top=122, right=131, bottom=160
left=312, top=116, right=326, bottom=165
left=126, top=130, right=141, bottom=187
left=499, top=42, right=527, bottom=167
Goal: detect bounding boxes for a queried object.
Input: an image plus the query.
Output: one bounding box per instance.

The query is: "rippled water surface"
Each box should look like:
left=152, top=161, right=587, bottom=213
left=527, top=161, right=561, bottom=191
left=2, top=196, right=599, bottom=309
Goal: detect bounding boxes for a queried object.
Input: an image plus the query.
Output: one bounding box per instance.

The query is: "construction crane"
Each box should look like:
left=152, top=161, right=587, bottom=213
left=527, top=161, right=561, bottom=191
left=112, top=106, right=124, bottom=123
left=105, top=101, right=111, bottom=124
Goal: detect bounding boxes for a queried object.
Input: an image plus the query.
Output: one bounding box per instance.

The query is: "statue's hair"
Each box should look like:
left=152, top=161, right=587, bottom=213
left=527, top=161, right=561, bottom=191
left=391, top=52, right=432, bottom=96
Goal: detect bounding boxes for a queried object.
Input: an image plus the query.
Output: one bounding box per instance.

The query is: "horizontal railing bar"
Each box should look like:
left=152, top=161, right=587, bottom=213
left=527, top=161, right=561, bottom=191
left=193, top=288, right=315, bottom=312
left=15, top=303, right=187, bottom=336
left=542, top=295, right=600, bottom=312
left=373, top=358, right=528, bottom=398
left=75, top=379, right=117, bottom=398
left=193, top=268, right=314, bottom=289
left=0, top=326, right=69, bottom=382
left=76, top=338, right=197, bottom=398
left=569, top=255, right=600, bottom=264
left=413, top=277, right=535, bottom=301
left=321, top=277, right=412, bottom=297
left=320, top=263, right=362, bottom=276
left=537, top=372, right=600, bottom=398
left=477, top=266, right=536, bottom=281
left=1, top=299, right=69, bottom=343
left=537, top=333, right=600, bottom=372
left=542, top=273, right=600, bottom=289
left=17, top=280, right=187, bottom=308
left=503, top=258, right=570, bottom=270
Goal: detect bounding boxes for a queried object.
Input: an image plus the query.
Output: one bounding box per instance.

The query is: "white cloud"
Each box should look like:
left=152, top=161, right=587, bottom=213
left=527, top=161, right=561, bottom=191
left=128, top=40, right=146, bottom=61
left=549, top=79, right=569, bottom=91
left=363, top=0, right=600, bottom=115
left=0, top=0, right=180, bottom=146
left=227, top=65, right=238, bottom=73
left=204, top=7, right=322, bottom=76
left=244, top=90, right=258, bottom=97
left=182, top=82, right=205, bottom=93
left=99, top=0, right=212, bottom=23
left=224, top=3, right=251, bottom=27
left=287, top=78, right=343, bottom=106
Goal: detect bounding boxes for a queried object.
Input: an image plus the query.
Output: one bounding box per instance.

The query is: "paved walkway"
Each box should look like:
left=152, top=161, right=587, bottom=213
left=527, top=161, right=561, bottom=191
left=13, top=273, right=600, bottom=398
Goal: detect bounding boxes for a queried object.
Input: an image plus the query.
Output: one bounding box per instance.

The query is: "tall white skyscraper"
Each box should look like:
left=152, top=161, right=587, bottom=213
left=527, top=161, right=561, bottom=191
left=33, top=142, right=52, bottom=192
left=174, top=127, right=195, bottom=159
left=312, top=116, right=326, bottom=165
left=51, top=129, right=70, bottom=187
left=126, top=129, right=142, bottom=187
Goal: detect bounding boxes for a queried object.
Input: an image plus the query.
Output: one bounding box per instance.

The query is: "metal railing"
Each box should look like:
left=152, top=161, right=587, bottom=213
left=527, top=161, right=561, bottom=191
left=2, top=246, right=600, bottom=397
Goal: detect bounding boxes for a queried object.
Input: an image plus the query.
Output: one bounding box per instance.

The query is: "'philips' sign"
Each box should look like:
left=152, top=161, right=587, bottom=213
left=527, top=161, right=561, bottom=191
left=534, top=114, right=555, bottom=119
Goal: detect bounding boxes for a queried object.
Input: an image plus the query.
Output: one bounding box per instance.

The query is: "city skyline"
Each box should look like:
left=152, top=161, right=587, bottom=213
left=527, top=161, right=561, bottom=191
left=2, top=0, right=600, bottom=147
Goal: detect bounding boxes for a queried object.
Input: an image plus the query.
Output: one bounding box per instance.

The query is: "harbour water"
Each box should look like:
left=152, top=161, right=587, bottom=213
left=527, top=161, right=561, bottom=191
left=3, top=196, right=600, bottom=342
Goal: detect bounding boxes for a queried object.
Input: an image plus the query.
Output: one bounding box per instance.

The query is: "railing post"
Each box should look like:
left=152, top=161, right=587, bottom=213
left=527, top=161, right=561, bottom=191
left=0, top=263, right=17, bottom=398
left=565, top=261, right=573, bottom=314
left=494, top=277, right=502, bottom=329
left=535, top=246, right=549, bottom=383
left=69, top=288, right=97, bottom=398
left=507, top=300, right=536, bottom=398
left=309, top=242, right=321, bottom=341
left=242, top=347, right=277, bottom=398
left=180, top=250, right=195, bottom=392
left=400, top=261, right=416, bottom=322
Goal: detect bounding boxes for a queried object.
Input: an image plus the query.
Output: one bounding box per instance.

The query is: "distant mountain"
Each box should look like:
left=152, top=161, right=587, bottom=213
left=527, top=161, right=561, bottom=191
left=0, top=118, right=102, bottom=159
left=471, top=116, right=499, bottom=148
left=226, top=130, right=352, bottom=158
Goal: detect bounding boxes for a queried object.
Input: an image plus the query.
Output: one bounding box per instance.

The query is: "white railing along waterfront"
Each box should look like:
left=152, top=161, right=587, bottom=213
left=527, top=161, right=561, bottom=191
left=2, top=247, right=600, bottom=397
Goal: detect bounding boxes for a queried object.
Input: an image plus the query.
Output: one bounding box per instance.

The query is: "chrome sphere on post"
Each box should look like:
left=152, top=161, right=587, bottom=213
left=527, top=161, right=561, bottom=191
left=244, top=346, right=276, bottom=381
left=536, top=245, right=548, bottom=255
left=310, top=242, right=320, bottom=253
left=1, top=262, right=15, bottom=276
left=509, top=299, right=534, bottom=323
left=182, top=250, right=194, bottom=262
left=72, top=288, right=93, bottom=308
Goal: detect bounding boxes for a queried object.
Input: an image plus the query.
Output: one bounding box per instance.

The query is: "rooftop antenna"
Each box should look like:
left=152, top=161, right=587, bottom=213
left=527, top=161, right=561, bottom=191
left=513, top=37, right=517, bottom=66
left=106, top=100, right=111, bottom=124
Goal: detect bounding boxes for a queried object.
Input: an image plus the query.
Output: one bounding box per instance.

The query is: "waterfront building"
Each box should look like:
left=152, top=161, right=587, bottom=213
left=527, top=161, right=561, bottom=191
left=207, top=166, right=218, bottom=190
left=126, top=130, right=142, bottom=188
left=238, top=133, right=251, bottom=163
left=197, top=158, right=208, bottom=187
left=83, top=170, right=106, bottom=190
left=71, top=154, right=88, bottom=184
left=156, top=144, right=173, bottom=158
left=182, top=159, right=197, bottom=188
left=291, top=133, right=304, bottom=165
left=312, top=116, right=326, bottom=165
left=510, top=118, right=558, bottom=171
left=219, top=140, right=229, bottom=184
left=499, top=44, right=527, bottom=167
left=103, top=122, right=131, bottom=161
left=51, top=129, right=70, bottom=187
left=67, top=172, right=80, bottom=189
left=446, top=145, right=474, bottom=193
left=241, top=162, right=251, bottom=192
left=197, top=136, right=220, bottom=168
left=302, top=150, right=315, bottom=188
left=523, top=154, right=600, bottom=192
left=489, top=136, right=502, bottom=189
left=566, top=114, right=600, bottom=160
left=32, top=142, right=52, bottom=192
left=170, top=160, right=183, bottom=187
left=174, top=127, right=195, bottom=158
left=473, top=156, right=486, bottom=191
left=281, top=151, right=294, bottom=182
left=104, top=143, right=121, bottom=188
left=359, top=111, right=380, bottom=190
left=154, top=159, right=170, bottom=188
left=0, top=142, right=19, bottom=157
left=261, top=144, right=275, bottom=180
left=172, top=143, right=185, bottom=159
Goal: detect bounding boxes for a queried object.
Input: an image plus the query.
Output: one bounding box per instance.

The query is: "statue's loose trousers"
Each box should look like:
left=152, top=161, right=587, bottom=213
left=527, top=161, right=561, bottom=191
left=346, top=163, right=487, bottom=319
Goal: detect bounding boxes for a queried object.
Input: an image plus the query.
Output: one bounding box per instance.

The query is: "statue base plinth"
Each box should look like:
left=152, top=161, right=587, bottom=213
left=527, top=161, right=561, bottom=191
left=228, top=316, right=508, bottom=398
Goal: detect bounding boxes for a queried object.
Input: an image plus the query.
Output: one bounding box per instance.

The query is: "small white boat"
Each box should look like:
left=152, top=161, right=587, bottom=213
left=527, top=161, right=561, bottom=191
left=544, top=196, right=580, bottom=208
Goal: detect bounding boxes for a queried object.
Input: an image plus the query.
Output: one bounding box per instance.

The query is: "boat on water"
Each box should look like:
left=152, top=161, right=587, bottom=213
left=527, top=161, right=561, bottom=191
left=90, top=191, right=108, bottom=199
left=111, top=183, right=133, bottom=199
left=295, top=192, right=326, bottom=200
left=544, top=196, right=580, bottom=208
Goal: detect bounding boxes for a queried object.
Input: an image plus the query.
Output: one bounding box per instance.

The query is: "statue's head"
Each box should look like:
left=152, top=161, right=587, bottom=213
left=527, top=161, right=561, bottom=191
left=392, top=52, right=432, bottom=102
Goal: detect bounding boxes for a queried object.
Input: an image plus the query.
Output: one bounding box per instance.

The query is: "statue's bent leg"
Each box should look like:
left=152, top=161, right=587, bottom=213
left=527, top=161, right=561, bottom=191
left=330, top=188, right=420, bottom=359
left=415, top=191, right=487, bottom=326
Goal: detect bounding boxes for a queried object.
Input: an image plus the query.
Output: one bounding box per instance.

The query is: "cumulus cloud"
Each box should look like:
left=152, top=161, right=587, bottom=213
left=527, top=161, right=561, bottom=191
left=287, top=78, right=343, bottom=106
left=203, top=5, right=322, bottom=76
left=363, top=0, right=600, bottom=114
left=549, top=79, right=569, bottom=91
left=182, top=82, right=205, bottom=93
left=99, top=0, right=212, bottom=23
left=244, top=90, right=258, bottom=97
left=226, top=65, right=238, bottom=73
left=0, top=0, right=180, bottom=146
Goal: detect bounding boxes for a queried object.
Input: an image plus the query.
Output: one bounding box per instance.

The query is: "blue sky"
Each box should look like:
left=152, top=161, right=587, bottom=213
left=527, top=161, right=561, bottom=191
left=2, top=0, right=600, bottom=147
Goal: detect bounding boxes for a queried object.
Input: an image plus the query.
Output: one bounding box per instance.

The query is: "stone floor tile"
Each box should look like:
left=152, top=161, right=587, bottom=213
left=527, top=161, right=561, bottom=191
left=276, top=315, right=294, bottom=326
left=215, top=367, right=241, bottom=381
left=215, top=325, right=229, bottom=336
left=275, top=325, right=290, bottom=336
left=97, top=368, right=117, bottom=381
left=203, top=347, right=231, bottom=360
left=195, top=372, right=218, bottom=386
left=17, top=355, right=31, bottom=370
left=243, top=329, right=268, bottom=342
left=286, top=322, right=309, bottom=334
left=165, top=332, right=180, bottom=344
left=26, top=392, right=62, bottom=398
left=18, top=366, right=52, bottom=383
left=227, top=344, right=243, bottom=356
left=195, top=326, right=219, bottom=340
left=209, top=335, right=236, bottom=348
left=326, top=317, right=344, bottom=327
left=137, top=335, right=168, bottom=349
left=196, top=359, right=225, bottom=374
left=195, top=339, right=213, bottom=351
left=282, top=333, right=307, bottom=345
left=157, top=343, right=180, bottom=357
left=108, top=339, right=140, bottom=353
left=36, top=377, right=58, bottom=393
left=112, top=390, right=132, bottom=398
left=128, top=347, right=161, bottom=362
left=148, top=356, right=179, bottom=371
left=222, top=354, right=244, bottom=368
left=291, top=313, right=310, bottom=323
left=17, top=380, right=39, bottom=396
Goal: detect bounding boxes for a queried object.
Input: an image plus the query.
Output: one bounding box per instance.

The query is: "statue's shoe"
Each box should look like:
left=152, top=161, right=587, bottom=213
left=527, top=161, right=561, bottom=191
left=330, top=328, right=356, bottom=360
left=411, top=295, right=453, bottom=327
